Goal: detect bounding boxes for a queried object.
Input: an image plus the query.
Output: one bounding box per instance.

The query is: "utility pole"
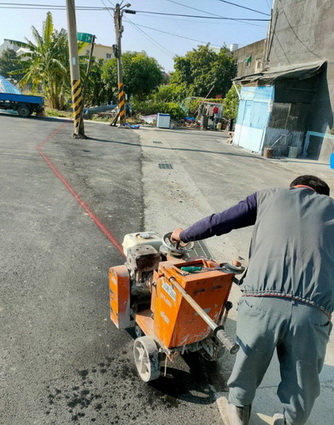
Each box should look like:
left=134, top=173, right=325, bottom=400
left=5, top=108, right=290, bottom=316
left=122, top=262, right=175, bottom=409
left=114, top=3, right=125, bottom=125
left=81, top=35, right=96, bottom=112
left=66, top=0, right=85, bottom=138
left=113, top=3, right=135, bottom=125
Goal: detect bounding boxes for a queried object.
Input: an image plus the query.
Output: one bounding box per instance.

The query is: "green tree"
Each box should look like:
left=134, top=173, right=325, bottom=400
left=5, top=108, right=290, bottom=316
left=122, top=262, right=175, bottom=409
left=83, top=58, right=109, bottom=106
left=170, top=45, right=236, bottom=101
left=223, top=84, right=240, bottom=119
left=0, top=48, right=24, bottom=81
left=181, top=97, right=203, bottom=116
left=8, top=12, right=70, bottom=109
left=152, top=83, right=185, bottom=103
left=102, top=51, right=164, bottom=101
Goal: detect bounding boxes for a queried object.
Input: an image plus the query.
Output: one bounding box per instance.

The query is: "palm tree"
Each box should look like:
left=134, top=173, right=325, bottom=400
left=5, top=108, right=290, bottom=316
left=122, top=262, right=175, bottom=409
left=8, top=12, right=70, bottom=109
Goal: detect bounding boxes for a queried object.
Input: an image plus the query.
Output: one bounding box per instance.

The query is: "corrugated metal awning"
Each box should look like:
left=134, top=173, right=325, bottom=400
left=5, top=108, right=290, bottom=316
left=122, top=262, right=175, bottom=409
left=234, top=61, right=327, bottom=85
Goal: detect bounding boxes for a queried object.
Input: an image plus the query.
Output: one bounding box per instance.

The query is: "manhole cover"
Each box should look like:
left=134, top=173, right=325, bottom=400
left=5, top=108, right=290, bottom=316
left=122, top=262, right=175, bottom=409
left=158, top=163, right=173, bottom=169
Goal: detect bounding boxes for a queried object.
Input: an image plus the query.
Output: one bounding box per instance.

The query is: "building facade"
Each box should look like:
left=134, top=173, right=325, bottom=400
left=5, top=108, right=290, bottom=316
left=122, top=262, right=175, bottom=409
left=0, top=40, right=20, bottom=55
left=232, top=39, right=266, bottom=78
left=233, top=0, right=334, bottom=162
left=79, top=43, right=114, bottom=60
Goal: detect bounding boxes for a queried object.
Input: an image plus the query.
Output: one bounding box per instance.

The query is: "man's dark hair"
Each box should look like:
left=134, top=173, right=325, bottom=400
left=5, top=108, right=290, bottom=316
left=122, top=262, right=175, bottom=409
left=290, top=175, right=330, bottom=196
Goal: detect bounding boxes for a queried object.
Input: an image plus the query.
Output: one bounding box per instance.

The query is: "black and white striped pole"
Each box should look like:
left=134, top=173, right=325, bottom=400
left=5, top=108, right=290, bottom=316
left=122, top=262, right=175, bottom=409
left=66, top=0, right=85, bottom=138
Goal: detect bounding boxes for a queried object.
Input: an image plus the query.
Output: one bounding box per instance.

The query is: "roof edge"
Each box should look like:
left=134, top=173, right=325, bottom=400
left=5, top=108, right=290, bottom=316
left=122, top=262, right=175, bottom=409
left=234, top=60, right=327, bottom=85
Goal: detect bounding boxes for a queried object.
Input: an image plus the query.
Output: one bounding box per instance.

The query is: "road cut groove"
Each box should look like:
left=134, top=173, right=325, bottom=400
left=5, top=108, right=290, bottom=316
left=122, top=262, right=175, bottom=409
left=35, top=122, right=125, bottom=256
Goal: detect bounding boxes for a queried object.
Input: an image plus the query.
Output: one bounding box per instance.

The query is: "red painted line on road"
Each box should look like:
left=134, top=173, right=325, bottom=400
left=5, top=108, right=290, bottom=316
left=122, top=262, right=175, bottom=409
left=35, top=122, right=125, bottom=257
left=35, top=122, right=68, bottom=149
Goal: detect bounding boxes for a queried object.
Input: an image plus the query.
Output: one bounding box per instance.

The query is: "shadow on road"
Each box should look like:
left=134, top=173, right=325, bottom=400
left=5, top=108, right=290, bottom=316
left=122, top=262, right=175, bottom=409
left=0, top=113, right=71, bottom=123
left=126, top=327, right=225, bottom=405
left=149, top=356, right=216, bottom=406
left=88, top=137, right=264, bottom=159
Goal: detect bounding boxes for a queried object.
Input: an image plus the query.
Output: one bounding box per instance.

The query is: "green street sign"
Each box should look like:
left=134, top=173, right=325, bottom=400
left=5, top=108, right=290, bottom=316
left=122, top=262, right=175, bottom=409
left=77, top=32, right=94, bottom=43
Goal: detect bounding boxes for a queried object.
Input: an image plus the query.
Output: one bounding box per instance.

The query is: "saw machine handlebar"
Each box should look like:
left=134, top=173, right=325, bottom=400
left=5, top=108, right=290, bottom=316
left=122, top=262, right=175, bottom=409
left=162, top=232, right=195, bottom=254
left=214, top=327, right=239, bottom=354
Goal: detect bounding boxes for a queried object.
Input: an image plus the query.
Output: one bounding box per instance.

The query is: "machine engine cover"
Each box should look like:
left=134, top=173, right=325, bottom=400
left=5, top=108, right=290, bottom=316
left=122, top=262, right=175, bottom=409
left=126, top=245, right=160, bottom=273
left=122, top=232, right=162, bottom=256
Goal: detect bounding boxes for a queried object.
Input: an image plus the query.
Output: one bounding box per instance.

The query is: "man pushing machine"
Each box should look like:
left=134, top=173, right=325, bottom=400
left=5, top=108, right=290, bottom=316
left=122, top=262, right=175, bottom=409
left=172, top=175, right=334, bottom=425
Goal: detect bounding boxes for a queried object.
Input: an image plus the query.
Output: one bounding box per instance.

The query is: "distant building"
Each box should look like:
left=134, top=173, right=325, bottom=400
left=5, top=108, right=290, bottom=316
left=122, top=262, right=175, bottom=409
left=15, top=47, right=32, bottom=61
left=0, top=39, right=115, bottom=61
left=232, top=39, right=266, bottom=78
left=0, top=40, right=32, bottom=61
left=78, top=43, right=114, bottom=60
left=0, top=39, right=20, bottom=55
left=232, top=0, right=334, bottom=162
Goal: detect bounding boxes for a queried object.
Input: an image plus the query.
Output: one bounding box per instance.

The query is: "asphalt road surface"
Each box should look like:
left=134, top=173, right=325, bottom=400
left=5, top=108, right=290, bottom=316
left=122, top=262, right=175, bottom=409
left=0, top=114, right=224, bottom=425
left=2, top=114, right=334, bottom=425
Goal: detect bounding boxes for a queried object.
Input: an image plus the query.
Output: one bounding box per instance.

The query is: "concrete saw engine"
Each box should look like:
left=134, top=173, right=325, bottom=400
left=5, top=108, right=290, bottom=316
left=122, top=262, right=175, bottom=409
left=109, top=231, right=244, bottom=382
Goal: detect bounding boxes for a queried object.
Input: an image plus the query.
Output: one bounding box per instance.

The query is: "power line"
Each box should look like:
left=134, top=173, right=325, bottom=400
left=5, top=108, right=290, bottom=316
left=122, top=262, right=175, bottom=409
left=164, top=0, right=264, bottom=26
left=101, top=0, right=262, bottom=54
left=278, top=0, right=321, bottom=59
left=123, top=17, right=175, bottom=59
left=0, top=4, right=106, bottom=9
left=100, top=0, right=113, bottom=17
left=133, top=23, right=221, bottom=47
left=0, top=2, right=270, bottom=21
left=105, top=0, right=115, bottom=9
left=216, top=0, right=271, bottom=16
left=165, top=0, right=227, bottom=17
left=103, top=4, right=262, bottom=51
left=132, top=10, right=270, bottom=21
left=98, top=0, right=174, bottom=58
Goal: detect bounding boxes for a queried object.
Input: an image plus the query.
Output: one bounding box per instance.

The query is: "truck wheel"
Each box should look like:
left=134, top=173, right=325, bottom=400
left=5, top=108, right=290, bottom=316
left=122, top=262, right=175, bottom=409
left=17, top=104, right=32, bottom=118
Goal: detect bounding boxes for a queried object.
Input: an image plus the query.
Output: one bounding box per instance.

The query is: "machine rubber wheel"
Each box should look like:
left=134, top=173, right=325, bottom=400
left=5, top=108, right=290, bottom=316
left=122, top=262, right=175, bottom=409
left=17, top=104, right=32, bottom=117
left=133, top=336, right=160, bottom=382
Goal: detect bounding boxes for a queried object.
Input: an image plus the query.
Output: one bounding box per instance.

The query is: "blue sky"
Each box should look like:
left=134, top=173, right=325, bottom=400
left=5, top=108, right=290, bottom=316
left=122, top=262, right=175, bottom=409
left=0, top=0, right=273, bottom=72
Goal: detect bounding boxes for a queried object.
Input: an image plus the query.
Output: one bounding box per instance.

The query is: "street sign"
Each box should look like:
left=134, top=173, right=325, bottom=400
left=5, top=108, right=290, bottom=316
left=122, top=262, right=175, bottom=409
left=77, top=32, right=94, bottom=43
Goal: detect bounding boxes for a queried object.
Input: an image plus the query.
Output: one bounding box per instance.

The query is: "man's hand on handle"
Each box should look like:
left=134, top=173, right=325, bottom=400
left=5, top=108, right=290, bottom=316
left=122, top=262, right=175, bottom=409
left=171, top=228, right=184, bottom=243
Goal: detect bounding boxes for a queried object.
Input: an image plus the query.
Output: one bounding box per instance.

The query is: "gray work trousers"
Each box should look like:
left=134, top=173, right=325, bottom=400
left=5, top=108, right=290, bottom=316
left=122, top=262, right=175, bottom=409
left=228, top=296, right=332, bottom=425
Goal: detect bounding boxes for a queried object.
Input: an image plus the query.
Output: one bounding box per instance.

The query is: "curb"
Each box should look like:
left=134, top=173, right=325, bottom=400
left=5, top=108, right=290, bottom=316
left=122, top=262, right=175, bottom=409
left=216, top=393, right=274, bottom=425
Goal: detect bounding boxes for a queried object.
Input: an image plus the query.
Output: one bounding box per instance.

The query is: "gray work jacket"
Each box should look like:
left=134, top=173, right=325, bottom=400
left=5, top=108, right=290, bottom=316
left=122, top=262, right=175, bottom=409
left=181, top=187, right=334, bottom=316
left=243, top=188, right=334, bottom=317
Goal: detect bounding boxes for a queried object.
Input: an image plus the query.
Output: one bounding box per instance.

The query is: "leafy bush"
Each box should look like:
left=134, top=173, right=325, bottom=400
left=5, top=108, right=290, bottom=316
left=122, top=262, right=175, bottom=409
left=181, top=97, right=202, bottom=116
left=102, top=52, right=164, bottom=101
left=152, top=83, right=185, bottom=103
left=181, top=97, right=225, bottom=117
left=223, top=85, right=239, bottom=119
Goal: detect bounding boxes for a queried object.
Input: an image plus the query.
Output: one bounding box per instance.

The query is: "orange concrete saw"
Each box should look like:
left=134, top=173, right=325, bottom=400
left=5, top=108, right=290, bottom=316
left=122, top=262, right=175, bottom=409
left=109, top=231, right=244, bottom=382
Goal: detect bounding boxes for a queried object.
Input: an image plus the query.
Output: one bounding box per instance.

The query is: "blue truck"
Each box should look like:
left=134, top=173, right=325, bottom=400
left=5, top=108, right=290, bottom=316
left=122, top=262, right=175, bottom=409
left=0, top=92, right=44, bottom=117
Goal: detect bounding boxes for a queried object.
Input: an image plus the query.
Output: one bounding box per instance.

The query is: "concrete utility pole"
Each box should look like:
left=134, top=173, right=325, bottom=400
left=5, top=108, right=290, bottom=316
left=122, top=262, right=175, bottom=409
left=81, top=35, right=96, bottom=111
left=66, top=0, right=85, bottom=138
left=113, top=3, right=134, bottom=125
